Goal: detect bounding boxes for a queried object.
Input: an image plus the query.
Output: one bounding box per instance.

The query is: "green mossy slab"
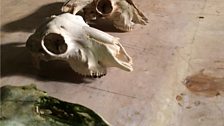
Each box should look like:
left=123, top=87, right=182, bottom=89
left=0, top=84, right=110, bottom=126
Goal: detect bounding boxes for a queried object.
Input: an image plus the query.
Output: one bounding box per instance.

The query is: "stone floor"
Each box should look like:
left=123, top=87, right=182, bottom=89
left=1, top=0, right=224, bottom=126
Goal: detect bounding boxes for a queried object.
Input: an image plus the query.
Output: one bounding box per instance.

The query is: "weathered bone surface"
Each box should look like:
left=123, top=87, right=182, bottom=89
left=62, top=0, right=93, bottom=15
left=62, top=0, right=148, bottom=31
left=26, top=13, right=133, bottom=77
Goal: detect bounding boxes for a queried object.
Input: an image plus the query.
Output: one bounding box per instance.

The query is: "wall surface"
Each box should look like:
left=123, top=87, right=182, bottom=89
left=1, top=0, right=224, bottom=126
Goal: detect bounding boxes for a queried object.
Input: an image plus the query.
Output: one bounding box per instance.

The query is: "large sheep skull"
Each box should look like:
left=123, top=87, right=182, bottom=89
left=26, top=13, right=133, bottom=77
left=62, top=0, right=148, bottom=31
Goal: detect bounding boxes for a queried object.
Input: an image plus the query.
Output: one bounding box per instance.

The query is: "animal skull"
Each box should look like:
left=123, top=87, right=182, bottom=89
left=62, top=0, right=148, bottom=31
left=26, top=13, right=133, bottom=77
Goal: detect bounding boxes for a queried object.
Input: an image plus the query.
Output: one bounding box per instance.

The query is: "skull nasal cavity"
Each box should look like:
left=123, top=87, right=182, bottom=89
left=96, top=0, right=113, bottom=15
left=43, top=33, right=67, bottom=54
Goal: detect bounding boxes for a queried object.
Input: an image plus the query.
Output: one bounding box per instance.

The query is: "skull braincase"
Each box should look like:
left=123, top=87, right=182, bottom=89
left=62, top=0, right=148, bottom=31
left=26, top=13, right=133, bottom=77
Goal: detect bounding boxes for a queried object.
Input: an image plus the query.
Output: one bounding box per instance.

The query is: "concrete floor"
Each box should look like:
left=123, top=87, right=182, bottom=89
left=1, top=0, right=224, bottom=126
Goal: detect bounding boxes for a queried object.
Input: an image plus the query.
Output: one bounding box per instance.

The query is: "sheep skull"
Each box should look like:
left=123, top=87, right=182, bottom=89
left=26, top=13, right=133, bottom=77
left=62, top=0, right=148, bottom=31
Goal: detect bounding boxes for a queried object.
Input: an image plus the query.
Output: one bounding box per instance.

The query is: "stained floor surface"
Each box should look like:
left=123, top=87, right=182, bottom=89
left=1, top=0, right=224, bottom=126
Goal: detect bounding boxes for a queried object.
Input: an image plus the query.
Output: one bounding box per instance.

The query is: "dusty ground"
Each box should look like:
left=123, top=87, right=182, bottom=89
left=1, top=0, right=224, bottom=126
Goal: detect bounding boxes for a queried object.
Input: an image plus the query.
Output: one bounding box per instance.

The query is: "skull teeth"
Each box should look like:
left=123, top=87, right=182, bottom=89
left=114, top=25, right=134, bottom=32
left=75, top=71, right=106, bottom=78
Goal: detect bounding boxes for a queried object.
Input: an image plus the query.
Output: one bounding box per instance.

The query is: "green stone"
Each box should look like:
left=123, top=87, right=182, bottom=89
left=0, top=84, right=110, bottom=126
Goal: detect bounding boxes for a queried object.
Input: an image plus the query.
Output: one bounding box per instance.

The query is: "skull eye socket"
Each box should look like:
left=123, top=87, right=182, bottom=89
left=96, top=0, right=113, bottom=15
left=43, top=33, right=67, bottom=54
